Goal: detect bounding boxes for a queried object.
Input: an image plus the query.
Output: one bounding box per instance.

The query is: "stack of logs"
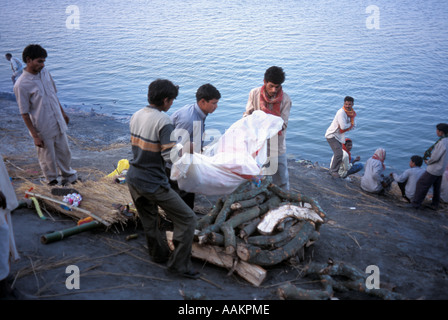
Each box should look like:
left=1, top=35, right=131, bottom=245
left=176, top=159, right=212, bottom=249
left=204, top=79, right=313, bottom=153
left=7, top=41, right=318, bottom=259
left=277, top=260, right=404, bottom=300
left=190, top=176, right=327, bottom=286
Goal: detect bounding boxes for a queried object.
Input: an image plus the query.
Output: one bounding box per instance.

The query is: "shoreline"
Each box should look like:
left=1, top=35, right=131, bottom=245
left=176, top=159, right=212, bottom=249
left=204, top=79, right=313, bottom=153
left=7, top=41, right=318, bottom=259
left=1, top=97, right=448, bottom=301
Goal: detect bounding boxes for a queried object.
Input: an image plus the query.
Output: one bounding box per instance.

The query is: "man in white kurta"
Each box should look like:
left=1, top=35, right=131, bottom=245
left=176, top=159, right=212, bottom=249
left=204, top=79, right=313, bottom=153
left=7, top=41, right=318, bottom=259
left=0, top=154, right=20, bottom=298
left=13, top=44, right=77, bottom=186
left=5, top=53, right=23, bottom=84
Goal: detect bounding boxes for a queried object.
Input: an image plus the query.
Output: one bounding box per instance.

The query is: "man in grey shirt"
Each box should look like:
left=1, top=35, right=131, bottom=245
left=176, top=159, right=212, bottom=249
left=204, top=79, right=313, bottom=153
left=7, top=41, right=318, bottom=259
left=13, top=44, right=78, bottom=186
left=168, top=84, right=221, bottom=209
left=393, top=155, right=425, bottom=202
left=412, top=123, right=448, bottom=210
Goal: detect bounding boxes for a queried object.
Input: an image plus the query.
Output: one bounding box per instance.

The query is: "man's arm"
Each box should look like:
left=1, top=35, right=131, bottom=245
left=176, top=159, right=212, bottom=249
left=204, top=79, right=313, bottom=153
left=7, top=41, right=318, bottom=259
left=243, top=89, right=256, bottom=117
left=280, top=97, right=291, bottom=131
left=426, top=143, right=445, bottom=165
left=21, top=113, right=44, bottom=148
left=59, top=102, right=69, bottom=124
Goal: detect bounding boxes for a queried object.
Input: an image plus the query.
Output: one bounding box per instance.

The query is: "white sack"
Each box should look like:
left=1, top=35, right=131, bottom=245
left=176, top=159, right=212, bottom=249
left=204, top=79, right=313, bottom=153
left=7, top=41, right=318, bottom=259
left=170, top=110, right=283, bottom=195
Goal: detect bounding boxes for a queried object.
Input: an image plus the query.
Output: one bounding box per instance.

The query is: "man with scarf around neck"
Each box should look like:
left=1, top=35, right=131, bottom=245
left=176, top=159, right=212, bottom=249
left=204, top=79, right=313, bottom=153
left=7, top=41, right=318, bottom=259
left=330, top=138, right=363, bottom=180
left=244, top=66, right=292, bottom=190
left=325, top=96, right=357, bottom=178
left=361, top=148, right=393, bottom=194
left=411, top=123, right=448, bottom=211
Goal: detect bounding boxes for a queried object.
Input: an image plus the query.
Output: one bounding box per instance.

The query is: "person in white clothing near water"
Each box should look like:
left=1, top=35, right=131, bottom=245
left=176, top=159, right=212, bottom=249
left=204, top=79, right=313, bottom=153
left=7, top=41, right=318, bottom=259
left=325, top=96, right=357, bottom=178
left=5, top=53, right=23, bottom=85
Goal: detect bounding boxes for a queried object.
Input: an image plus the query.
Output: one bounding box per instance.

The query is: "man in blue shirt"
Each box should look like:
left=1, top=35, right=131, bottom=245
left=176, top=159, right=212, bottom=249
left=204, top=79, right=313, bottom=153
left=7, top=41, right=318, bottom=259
left=167, top=84, right=221, bottom=209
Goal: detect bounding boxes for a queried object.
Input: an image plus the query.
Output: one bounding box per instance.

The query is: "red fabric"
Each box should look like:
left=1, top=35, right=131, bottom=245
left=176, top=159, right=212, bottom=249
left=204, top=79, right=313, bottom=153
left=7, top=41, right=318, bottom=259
left=372, top=148, right=386, bottom=169
left=260, top=85, right=283, bottom=135
left=340, top=105, right=357, bottom=133
left=343, top=138, right=352, bottom=162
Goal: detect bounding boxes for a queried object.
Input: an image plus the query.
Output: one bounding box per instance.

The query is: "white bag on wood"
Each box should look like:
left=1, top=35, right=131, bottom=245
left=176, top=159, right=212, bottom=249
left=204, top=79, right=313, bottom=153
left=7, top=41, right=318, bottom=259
left=170, top=110, right=283, bottom=195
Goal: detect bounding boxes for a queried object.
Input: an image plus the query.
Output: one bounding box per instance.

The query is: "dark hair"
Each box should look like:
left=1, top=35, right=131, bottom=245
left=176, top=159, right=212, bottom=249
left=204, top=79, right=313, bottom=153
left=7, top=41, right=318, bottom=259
left=344, top=96, right=354, bottom=103
left=22, top=44, right=47, bottom=63
left=410, top=155, right=423, bottom=167
left=196, top=83, right=221, bottom=102
left=147, top=79, right=179, bottom=107
left=5, top=53, right=12, bottom=58
left=436, top=123, right=448, bottom=135
left=264, top=66, right=285, bottom=85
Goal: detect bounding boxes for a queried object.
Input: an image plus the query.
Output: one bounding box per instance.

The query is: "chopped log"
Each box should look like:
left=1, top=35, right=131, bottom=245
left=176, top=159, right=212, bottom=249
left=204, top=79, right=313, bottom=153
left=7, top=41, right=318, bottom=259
left=303, top=261, right=404, bottom=300
left=267, top=184, right=327, bottom=226
left=257, top=203, right=323, bottom=235
left=237, top=221, right=315, bottom=266
left=239, top=217, right=261, bottom=240
left=200, top=188, right=266, bottom=235
left=247, top=221, right=303, bottom=247
left=258, top=195, right=282, bottom=215
left=278, top=282, right=332, bottom=300
left=196, top=198, right=223, bottom=230
left=221, top=206, right=261, bottom=255
left=230, top=193, right=267, bottom=210
left=191, top=242, right=267, bottom=287
left=198, top=232, right=224, bottom=246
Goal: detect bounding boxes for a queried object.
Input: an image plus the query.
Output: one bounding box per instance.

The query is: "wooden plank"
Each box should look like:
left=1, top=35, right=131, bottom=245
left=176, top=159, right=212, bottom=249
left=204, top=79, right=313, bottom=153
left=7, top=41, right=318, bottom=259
left=166, top=231, right=266, bottom=286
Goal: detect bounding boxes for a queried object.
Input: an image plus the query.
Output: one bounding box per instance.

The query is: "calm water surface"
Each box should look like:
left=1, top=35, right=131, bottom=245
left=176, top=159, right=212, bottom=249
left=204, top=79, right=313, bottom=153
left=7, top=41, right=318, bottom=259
left=1, top=0, right=447, bottom=173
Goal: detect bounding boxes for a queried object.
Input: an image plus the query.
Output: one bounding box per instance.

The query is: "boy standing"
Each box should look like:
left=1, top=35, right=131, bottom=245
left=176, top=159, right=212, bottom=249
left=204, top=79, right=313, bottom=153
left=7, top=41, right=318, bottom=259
left=13, top=44, right=78, bottom=186
left=167, top=83, right=221, bottom=209
left=126, top=79, right=199, bottom=279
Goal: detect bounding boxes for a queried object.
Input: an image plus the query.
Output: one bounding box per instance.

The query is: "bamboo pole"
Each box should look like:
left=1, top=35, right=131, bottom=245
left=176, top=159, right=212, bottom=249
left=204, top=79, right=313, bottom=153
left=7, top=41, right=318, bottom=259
left=41, top=221, right=101, bottom=244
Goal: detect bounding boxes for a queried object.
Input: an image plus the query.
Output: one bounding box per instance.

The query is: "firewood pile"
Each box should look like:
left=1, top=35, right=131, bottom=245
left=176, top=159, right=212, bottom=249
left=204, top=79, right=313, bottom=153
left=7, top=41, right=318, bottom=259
left=191, top=176, right=327, bottom=286
left=277, top=260, right=404, bottom=300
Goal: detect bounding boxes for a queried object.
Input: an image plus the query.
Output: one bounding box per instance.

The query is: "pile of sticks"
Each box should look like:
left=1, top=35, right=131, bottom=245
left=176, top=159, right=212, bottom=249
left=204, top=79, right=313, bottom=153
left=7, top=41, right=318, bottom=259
left=191, top=177, right=327, bottom=286
left=277, top=260, right=404, bottom=300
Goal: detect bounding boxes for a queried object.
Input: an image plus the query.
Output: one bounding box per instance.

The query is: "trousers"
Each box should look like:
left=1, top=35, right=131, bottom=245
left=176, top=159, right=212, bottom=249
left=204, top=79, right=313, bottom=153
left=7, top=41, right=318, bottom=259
left=36, top=131, right=77, bottom=183
left=412, top=171, right=442, bottom=208
left=128, top=183, right=197, bottom=273
left=327, top=137, right=343, bottom=174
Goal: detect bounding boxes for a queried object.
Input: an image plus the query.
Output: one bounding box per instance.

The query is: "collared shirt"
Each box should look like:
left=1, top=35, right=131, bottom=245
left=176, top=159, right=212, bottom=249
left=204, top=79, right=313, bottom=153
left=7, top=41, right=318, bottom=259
left=126, top=106, right=178, bottom=193
left=244, top=87, right=292, bottom=155
left=325, top=107, right=352, bottom=143
left=170, top=102, right=207, bottom=152
left=10, top=57, right=23, bottom=75
left=426, top=137, right=448, bottom=176
left=393, top=166, right=426, bottom=199
left=331, top=149, right=352, bottom=178
left=13, top=68, right=67, bottom=139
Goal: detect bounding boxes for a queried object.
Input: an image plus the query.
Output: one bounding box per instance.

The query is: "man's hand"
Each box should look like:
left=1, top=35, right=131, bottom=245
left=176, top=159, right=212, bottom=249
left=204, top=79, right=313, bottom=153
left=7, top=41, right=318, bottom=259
left=33, top=136, right=44, bottom=148
left=63, top=113, right=70, bottom=125
left=0, top=191, right=6, bottom=209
